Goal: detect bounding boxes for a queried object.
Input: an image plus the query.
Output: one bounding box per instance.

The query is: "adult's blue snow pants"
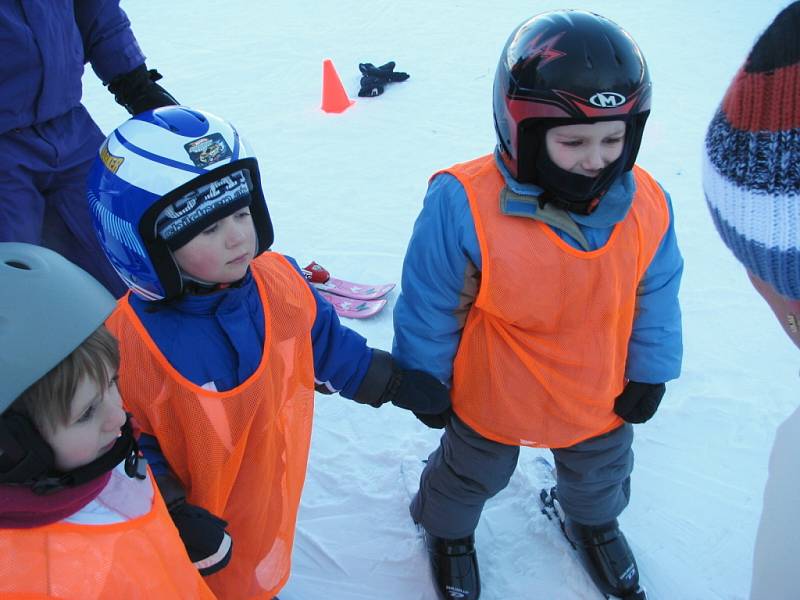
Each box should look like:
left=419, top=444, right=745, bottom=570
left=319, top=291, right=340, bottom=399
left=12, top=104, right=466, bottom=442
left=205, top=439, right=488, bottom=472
left=0, top=108, right=125, bottom=297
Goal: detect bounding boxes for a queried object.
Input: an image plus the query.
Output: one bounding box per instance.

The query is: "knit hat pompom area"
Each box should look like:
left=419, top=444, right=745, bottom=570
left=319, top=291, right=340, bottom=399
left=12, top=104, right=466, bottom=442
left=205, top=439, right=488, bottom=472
left=703, top=1, right=800, bottom=299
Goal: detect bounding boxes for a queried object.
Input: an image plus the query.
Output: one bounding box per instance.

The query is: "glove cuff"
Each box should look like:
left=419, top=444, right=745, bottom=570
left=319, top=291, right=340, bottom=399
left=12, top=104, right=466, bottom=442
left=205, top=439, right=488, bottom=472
left=195, top=531, right=233, bottom=576
left=352, top=349, right=395, bottom=407
left=108, top=64, right=149, bottom=96
left=107, top=64, right=177, bottom=116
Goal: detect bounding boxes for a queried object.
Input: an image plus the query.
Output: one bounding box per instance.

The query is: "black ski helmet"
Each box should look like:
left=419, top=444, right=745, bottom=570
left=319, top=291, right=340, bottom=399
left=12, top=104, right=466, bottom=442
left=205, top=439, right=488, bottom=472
left=493, top=10, right=651, bottom=188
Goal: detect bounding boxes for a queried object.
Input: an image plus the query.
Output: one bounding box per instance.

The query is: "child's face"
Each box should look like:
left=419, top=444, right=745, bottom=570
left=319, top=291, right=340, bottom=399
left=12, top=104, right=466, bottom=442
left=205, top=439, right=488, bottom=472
left=173, top=208, right=257, bottom=284
left=41, top=366, right=126, bottom=471
left=545, top=121, right=626, bottom=177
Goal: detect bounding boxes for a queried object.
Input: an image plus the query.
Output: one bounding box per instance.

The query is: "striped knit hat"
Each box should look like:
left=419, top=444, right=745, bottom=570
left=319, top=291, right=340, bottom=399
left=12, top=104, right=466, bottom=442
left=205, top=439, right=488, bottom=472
left=703, top=2, right=800, bottom=299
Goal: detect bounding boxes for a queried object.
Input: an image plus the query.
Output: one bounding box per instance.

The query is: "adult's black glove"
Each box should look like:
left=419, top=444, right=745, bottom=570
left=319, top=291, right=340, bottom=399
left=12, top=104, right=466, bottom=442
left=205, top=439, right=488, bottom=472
left=353, top=349, right=451, bottom=428
left=156, top=471, right=232, bottom=576
left=358, top=61, right=409, bottom=97
left=613, top=381, right=666, bottom=424
left=108, top=64, right=179, bottom=116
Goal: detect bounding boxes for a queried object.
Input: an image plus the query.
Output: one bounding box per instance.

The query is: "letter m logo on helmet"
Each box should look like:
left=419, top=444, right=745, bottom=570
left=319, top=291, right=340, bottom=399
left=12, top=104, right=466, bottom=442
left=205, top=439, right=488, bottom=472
left=589, top=92, right=627, bottom=108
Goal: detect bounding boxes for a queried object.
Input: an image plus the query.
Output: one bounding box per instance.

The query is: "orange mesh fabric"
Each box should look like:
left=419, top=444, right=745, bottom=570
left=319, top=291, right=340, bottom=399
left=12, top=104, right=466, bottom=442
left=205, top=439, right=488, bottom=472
left=449, top=157, right=669, bottom=448
left=0, top=473, right=214, bottom=599
left=108, top=252, right=317, bottom=599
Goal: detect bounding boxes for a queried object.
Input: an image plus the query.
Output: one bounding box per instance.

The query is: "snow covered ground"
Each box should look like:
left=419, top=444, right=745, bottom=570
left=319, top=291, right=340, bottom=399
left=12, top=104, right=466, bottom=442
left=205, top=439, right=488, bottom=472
left=83, top=2, right=796, bottom=598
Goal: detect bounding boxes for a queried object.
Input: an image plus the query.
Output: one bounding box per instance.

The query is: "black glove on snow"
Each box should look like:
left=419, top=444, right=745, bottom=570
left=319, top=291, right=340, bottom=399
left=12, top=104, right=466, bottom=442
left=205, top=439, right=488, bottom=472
left=613, top=381, right=666, bottom=424
left=108, top=64, right=179, bottom=115
left=360, top=61, right=410, bottom=83
left=358, top=61, right=410, bottom=97
left=156, top=471, right=233, bottom=576
left=353, top=349, right=451, bottom=428
left=358, top=75, right=386, bottom=98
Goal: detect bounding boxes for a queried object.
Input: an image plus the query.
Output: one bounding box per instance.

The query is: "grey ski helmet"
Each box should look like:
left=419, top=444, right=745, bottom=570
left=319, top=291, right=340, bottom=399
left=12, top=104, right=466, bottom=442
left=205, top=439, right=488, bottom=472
left=0, top=243, right=116, bottom=412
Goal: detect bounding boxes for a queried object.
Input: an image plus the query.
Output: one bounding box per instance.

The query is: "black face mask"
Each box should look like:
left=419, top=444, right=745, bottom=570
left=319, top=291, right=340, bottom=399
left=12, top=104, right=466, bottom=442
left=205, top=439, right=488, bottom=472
left=533, top=146, right=629, bottom=215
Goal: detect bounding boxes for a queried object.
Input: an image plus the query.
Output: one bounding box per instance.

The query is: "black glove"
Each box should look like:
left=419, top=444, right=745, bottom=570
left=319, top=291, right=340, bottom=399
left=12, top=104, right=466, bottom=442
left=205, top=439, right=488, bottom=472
left=353, top=350, right=451, bottom=428
left=358, top=75, right=386, bottom=98
left=413, top=407, right=453, bottom=429
left=613, top=381, right=666, bottom=424
left=358, top=61, right=409, bottom=97
left=108, top=64, right=179, bottom=115
left=156, top=472, right=232, bottom=576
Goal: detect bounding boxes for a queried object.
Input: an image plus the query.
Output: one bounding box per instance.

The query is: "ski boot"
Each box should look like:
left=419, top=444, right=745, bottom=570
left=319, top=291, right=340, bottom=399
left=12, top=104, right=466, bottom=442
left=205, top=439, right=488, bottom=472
left=564, top=517, right=647, bottom=600
left=424, top=531, right=481, bottom=600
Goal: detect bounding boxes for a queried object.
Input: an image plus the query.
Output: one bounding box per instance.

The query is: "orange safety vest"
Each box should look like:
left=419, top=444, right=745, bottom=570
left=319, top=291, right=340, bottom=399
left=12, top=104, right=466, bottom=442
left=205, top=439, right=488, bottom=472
left=107, top=252, right=317, bottom=600
left=448, top=156, right=669, bottom=448
left=0, top=469, right=215, bottom=600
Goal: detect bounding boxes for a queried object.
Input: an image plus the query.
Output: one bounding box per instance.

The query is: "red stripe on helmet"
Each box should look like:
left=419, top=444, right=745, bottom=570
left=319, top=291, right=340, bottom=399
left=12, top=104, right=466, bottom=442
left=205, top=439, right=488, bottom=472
left=506, top=86, right=650, bottom=123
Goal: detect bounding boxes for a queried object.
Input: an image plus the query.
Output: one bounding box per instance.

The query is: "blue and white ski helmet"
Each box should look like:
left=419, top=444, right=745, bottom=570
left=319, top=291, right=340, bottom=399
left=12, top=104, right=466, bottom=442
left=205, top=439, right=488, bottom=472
left=87, top=106, right=273, bottom=301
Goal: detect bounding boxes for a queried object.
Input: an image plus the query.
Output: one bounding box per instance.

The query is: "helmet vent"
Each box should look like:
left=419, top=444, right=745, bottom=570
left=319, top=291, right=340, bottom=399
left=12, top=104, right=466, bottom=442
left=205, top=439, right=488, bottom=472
left=4, top=260, right=31, bottom=270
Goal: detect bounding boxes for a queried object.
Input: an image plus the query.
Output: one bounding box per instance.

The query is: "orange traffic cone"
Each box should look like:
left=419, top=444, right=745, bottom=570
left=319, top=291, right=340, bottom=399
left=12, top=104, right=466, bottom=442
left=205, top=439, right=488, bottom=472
left=321, top=59, right=355, bottom=113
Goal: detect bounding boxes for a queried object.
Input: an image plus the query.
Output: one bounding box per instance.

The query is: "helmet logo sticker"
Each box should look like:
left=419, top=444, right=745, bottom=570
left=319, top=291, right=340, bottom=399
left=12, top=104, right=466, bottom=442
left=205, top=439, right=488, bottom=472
left=99, top=140, right=124, bottom=174
left=517, top=31, right=566, bottom=70
left=184, top=133, right=232, bottom=168
left=589, top=92, right=627, bottom=108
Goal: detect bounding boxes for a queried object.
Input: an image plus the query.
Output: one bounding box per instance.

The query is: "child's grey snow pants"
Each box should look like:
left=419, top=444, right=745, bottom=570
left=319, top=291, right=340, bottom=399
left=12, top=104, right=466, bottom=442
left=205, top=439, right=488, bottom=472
left=410, top=415, right=634, bottom=539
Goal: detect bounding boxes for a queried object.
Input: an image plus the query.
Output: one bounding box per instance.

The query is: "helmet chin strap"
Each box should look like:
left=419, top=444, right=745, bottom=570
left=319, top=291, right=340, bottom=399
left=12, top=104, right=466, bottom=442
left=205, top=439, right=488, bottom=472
left=179, top=271, right=247, bottom=295
left=180, top=272, right=223, bottom=292
left=31, top=415, right=145, bottom=495
left=0, top=414, right=146, bottom=496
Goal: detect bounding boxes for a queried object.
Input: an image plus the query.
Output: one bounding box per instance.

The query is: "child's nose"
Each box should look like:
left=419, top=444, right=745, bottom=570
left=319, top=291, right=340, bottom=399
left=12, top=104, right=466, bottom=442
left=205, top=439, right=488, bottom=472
left=229, top=225, right=249, bottom=247
left=583, top=146, right=606, bottom=170
left=105, top=406, right=125, bottom=432
left=103, top=395, right=126, bottom=432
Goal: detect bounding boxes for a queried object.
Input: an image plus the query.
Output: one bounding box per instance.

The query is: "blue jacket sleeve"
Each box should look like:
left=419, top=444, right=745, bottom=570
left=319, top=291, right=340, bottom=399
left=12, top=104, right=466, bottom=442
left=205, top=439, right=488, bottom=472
left=625, top=189, right=684, bottom=383
left=74, top=0, right=145, bottom=83
left=392, top=174, right=481, bottom=385
left=283, top=256, right=374, bottom=399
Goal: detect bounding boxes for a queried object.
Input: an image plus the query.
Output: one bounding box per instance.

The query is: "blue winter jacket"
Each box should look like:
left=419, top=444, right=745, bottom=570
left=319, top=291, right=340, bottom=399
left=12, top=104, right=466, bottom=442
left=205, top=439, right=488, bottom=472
left=393, top=152, right=683, bottom=387
left=0, top=0, right=144, bottom=134
left=131, top=255, right=374, bottom=475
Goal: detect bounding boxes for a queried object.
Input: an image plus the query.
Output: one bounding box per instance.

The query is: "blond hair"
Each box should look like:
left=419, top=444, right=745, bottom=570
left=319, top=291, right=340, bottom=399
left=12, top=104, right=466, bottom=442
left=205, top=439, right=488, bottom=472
left=12, top=325, right=119, bottom=432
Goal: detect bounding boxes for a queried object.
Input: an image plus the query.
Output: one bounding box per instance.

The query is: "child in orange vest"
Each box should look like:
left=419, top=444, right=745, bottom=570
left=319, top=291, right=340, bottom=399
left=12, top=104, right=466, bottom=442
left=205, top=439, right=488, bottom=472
left=393, top=10, right=683, bottom=600
left=0, top=242, right=214, bottom=599
left=88, top=106, right=451, bottom=600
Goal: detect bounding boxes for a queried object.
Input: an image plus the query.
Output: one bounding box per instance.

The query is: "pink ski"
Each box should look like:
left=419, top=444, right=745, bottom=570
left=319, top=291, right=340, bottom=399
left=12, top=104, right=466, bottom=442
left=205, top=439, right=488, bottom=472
left=318, top=290, right=387, bottom=319
left=303, top=261, right=395, bottom=301
left=313, top=278, right=395, bottom=301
